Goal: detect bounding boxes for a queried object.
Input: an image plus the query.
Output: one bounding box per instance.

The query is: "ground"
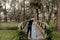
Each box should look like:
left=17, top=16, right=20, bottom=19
left=52, top=31, right=60, bottom=40
left=0, top=22, right=19, bottom=40
left=0, top=30, right=18, bottom=40
left=1, top=22, right=19, bottom=27
left=0, top=22, right=60, bottom=40
left=50, top=22, right=60, bottom=40
left=0, top=30, right=60, bottom=40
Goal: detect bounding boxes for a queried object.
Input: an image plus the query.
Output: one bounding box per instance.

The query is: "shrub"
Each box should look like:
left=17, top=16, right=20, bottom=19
left=18, top=30, right=28, bottom=40
left=0, top=26, right=18, bottom=30
left=6, top=26, right=18, bottom=30
left=0, top=27, right=4, bottom=30
left=50, top=22, right=56, bottom=30
left=45, top=27, right=53, bottom=40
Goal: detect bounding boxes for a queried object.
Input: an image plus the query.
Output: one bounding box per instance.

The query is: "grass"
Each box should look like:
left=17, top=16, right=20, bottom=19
left=0, top=22, right=60, bottom=40
left=49, top=22, right=60, bottom=40
left=50, top=22, right=56, bottom=30
left=52, top=31, right=60, bottom=40
left=0, top=22, right=19, bottom=40
left=0, top=30, right=19, bottom=40
left=0, top=22, right=19, bottom=27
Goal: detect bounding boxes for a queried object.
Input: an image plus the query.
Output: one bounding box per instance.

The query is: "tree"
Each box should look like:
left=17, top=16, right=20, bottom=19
left=29, top=0, right=57, bottom=29
left=23, top=0, right=26, bottom=21
left=3, top=9, right=7, bottom=22
left=30, top=0, right=42, bottom=20
left=56, top=0, right=60, bottom=30
left=2, top=0, right=8, bottom=22
left=0, top=3, right=3, bottom=27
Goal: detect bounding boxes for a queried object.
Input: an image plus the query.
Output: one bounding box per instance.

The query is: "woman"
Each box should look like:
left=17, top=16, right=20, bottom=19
left=31, top=17, right=37, bottom=39
left=31, top=16, right=49, bottom=39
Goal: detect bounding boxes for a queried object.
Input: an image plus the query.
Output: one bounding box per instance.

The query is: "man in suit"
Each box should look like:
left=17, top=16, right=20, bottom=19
left=27, top=16, right=35, bottom=38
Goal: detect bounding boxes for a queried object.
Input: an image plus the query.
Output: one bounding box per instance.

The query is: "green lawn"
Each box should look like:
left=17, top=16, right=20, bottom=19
left=0, top=22, right=60, bottom=40
left=52, top=31, right=60, bottom=40
left=49, top=22, right=60, bottom=40
left=1, top=22, right=19, bottom=27
left=0, top=22, right=19, bottom=40
left=50, top=22, right=56, bottom=30
left=0, top=30, right=19, bottom=40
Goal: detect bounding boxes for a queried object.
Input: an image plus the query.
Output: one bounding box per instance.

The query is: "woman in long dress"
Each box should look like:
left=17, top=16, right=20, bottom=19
left=31, top=17, right=37, bottom=39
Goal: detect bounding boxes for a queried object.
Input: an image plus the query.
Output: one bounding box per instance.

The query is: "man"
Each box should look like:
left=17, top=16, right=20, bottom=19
left=27, top=16, right=35, bottom=38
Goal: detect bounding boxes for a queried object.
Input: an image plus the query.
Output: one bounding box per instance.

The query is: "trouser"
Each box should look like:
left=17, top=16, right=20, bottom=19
left=27, top=25, right=32, bottom=38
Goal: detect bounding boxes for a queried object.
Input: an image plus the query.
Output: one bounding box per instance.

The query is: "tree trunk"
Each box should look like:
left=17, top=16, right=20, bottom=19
left=47, top=12, right=52, bottom=25
left=4, top=1, right=7, bottom=22
left=23, top=0, right=25, bottom=21
left=0, top=16, right=1, bottom=27
left=56, top=0, right=60, bottom=30
left=36, top=8, right=39, bottom=20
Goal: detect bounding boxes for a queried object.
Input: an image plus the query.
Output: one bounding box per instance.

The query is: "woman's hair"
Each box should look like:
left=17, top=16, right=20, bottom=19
left=31, top=16, right=35, bottom=18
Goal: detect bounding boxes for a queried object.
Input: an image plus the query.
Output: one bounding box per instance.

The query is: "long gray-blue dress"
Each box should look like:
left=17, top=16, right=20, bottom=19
left=31, top=22, right=37, bottom=39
